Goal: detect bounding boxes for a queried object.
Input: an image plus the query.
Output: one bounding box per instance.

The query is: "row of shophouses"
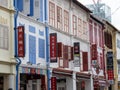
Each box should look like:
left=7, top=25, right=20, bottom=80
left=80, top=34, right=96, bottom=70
left=1, top=0, right=120, bottom=90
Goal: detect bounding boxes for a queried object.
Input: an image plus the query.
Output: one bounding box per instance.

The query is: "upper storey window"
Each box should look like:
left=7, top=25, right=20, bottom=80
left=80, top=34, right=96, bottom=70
left=64, top=10, right=69, bottom=33
left=49, top=2, right=55, bottom=27
left=57, top=6, right=62, bottom=30
left=73, top=15, right=77, bottom=36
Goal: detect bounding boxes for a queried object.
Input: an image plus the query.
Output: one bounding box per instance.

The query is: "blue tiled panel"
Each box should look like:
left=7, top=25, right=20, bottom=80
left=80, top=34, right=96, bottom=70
left=40, top=0, right=43, bottom=22
left=29, top=25, right=36, bottom=33
left=39, top=30, right=44, bottom=36
left=29, top=35, right=36, bottom=64
left=38, top=38, right=45, bottom=58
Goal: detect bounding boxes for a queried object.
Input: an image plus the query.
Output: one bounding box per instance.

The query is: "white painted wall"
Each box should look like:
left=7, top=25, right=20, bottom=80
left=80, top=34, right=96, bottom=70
left=17, top=13, right=47, bottom=67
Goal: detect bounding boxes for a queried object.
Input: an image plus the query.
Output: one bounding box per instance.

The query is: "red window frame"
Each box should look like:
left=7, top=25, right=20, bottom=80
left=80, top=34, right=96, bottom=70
left=57, top=6, right=62, bottom=30
left=72, top=15, right=77, bottom=36
left=0, top=25, right=9, bottom=50
left=89, top=20, right=93, bottom=43
left=64, top=10, right=69, bottom=33
left=94, top=23, right=97, bottom=44
left=49, top=2, right=55, bottom=27
left=78, top=18, right=82, bottom=37
left=82, top=52, right=88, bottom=71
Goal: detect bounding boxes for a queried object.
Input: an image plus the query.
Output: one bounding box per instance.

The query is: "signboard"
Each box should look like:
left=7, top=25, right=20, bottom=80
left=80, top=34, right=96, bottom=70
left=51, top=77, right=57, bottom=90
left=107, top=51, right=114, bottom=82
left=17, top=26, right=25, bottom=57
left=74, top=42, right=80, bottom=67
left=50, top=33, right=57, bottom=62
left=91, top=44, right=97, bottom=65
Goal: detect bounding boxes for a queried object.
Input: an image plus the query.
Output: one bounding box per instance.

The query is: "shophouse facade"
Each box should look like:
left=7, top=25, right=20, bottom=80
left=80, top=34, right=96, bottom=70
left=89, top=15, right=109, bottom=90
left=116, top=31, right=120, bottom=90
left=103, top=20, right=118, bottom=90
left=48, top=0, right=93, bottom=90
left=0, top=0, right=16, bottom=90
left=14, top=0, right=49, bottom=90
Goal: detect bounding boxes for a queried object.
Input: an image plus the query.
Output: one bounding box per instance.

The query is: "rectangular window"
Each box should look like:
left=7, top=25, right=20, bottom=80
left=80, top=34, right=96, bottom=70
left=94, top=23, right=97, bottom=44
left=0, top=0, right=8, bottom=8
left=99, top=26, right=103, bottom=47
left=57, top=6, right=62, bottom=30
left=83, top=21, right=87, bottom=40
left=0, top=25, right=9, bottom=50
left=64, top=10, right=69, bottom=32
left=118, top=61, right=120, bottom=74
left=73, top=15, right=77, bottom=35
left=117, top=39, right=120, bottom=49
left=49, top=2, right=55, bottom=27
left=34, top=0, right=40, bottom=19
left=78, top=18, right=82, bottom=37
left=89, top=20, right=93, bottom=43
left=23, top=0, right=30, bottom=15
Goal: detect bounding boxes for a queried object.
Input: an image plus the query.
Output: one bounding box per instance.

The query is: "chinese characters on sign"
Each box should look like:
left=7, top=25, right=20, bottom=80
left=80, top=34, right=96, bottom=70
left=107, top=51, right=114, bottom=84
left=74, top=42, right=80, bottom=67
left=91, top=44, right=97, bottom=65
left=51, top=77, right=57, bottom=90
left=17, top=26, right=25, bottom=57
left=50, top=33, right=57, bottom=62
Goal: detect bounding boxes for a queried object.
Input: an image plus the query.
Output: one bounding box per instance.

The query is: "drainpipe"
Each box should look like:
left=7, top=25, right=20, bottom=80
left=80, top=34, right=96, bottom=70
left=14, top=0, right=21, bottom=90
left=45, top=0, right=50, bottom=90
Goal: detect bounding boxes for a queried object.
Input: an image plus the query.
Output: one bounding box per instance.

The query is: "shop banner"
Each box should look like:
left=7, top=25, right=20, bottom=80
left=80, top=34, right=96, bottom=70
left=106, top=51, right=114, bottom=83
left=91, top=44, right=97, bottom=65
left=51, top=77, right=57, bottom=90
left=50, top=33, right=57, bottom=62
left=17, top=26, right=25, bottom=57
left=74, top=42, right=80, bottom=67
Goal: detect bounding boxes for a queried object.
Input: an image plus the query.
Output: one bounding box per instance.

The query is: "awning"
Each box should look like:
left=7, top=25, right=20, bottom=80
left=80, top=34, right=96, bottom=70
left=94, top=79, right=110, bottom=87
left=52, top=68, right=73, bottom=76
left=76, top=72, right=91, bottom=79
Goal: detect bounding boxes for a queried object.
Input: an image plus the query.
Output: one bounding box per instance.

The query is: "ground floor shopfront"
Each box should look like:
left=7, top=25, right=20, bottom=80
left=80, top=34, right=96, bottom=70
left=0, top=61, right=16, bottom=90
left=19, top=65, right=47, bottom=90
left=52, top=68, right=93, bottom=90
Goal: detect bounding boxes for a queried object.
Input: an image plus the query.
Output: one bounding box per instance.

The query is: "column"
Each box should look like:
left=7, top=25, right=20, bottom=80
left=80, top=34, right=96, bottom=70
left=4, top=75, right=15, bottom=90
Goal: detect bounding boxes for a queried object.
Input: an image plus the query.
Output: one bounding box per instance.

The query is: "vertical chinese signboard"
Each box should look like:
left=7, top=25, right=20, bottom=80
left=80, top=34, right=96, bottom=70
left=51, top=77, right=57, bottom=90
left=91, top=44, right=97, bottom=65
left=107, top=51, right=114, bottom=84
left=17, top=26, right=25, bottom=57
left=74, top=42, right=80, bottom=67
left=50, top=33, right=57, bottom=62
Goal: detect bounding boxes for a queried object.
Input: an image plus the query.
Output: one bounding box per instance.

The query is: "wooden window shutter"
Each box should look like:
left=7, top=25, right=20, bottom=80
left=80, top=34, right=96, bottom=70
left=57, top=42, right=63, bottom=57
left=71, top=47, right=73, bottom=60
left=63, top=45, right=68, bottom=68
left=82, top=52, right=88, bottom=71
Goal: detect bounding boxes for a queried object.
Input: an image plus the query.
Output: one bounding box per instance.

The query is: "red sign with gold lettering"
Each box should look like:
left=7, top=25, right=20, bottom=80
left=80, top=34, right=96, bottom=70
left=17, top=26, right=25, bottom=57
left=91, top=44, right=97, bottom=60
left=51, top=77, right=57, bottom=90
left=50, top=33, right=57, bottom=62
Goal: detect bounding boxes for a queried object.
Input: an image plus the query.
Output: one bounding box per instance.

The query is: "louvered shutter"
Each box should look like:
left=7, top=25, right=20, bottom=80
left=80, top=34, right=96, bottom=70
left=17, top=0, right=23, bottom=12
left=63, top=45, right=68, bottom=68
left=82, top=52, right=88, bottom=71
left=29, top=0, right=34, bottom=16
left=57, top=42, right=62, bottom=57
left=71, top=47, right=74, bottom=60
